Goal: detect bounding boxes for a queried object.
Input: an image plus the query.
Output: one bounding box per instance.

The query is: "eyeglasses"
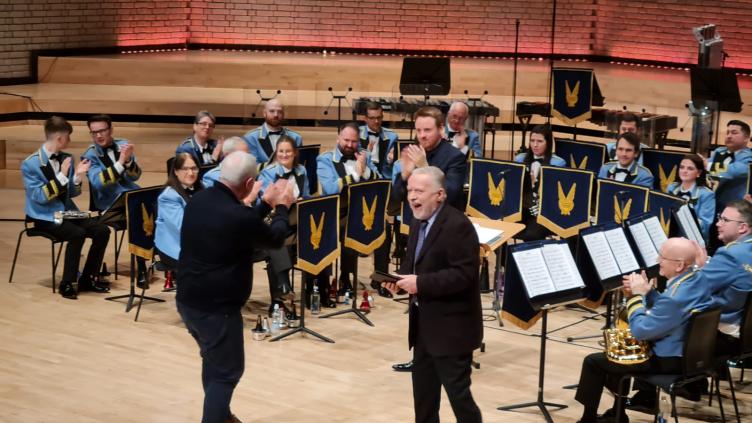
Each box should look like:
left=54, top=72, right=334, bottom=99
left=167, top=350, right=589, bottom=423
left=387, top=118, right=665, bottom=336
left=178, top=166, right=199, bottom=173
left=717, top=213, right=745, bottom=224
left=195, top=122, right=215, bottom=128
left=89, top=128, right=110, bottom=135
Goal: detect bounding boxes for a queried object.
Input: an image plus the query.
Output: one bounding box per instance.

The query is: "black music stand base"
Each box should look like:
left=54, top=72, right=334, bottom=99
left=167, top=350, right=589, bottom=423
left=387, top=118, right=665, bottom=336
left=498, top=309, right=567, bottom=423
left=319, top=260, right=373, bottom=326
left=106, top=255, right=164, bottom=313
left=270, top=269, right=334, bottom=343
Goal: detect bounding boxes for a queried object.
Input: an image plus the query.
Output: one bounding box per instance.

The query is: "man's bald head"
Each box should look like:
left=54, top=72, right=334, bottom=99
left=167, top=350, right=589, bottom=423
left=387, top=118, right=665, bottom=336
left=657, top=237, right=697, bottom=278
left=263, top=99, right=285, bottom=129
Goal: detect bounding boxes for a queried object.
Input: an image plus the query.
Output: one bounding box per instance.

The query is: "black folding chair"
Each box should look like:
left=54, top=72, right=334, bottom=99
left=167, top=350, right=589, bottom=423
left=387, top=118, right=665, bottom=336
left=614, top=308, right=724, bottom=423
left=9, top=217, right=66, bottom=293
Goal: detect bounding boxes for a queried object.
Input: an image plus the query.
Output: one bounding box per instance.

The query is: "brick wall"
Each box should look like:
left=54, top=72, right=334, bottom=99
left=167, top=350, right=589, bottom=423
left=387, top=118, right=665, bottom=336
left=0, top=0, right=189, bottom=79
left=2, top=0, right=752, bottom=79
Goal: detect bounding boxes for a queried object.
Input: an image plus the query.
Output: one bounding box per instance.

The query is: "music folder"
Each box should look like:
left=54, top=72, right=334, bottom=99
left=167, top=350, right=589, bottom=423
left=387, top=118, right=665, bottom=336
left=509, top=240, right=586, bottom=310
left=98, top=190, right=128, bottom=226
left=673, top=204, right=705, bottom=248
left=625, top=213, right=668, bottom=278
left=579, top=223, right=641, bottom=293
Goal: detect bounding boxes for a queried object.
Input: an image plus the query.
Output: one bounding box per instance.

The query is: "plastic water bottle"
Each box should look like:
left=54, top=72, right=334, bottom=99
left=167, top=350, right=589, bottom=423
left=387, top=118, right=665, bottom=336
left=270, top=304, right=281, bottom=335
left=343, top=291, right=351, bottom=305
left=311, top=286, right=321, bottom=315
left=657, top=389, right=671, bottom=423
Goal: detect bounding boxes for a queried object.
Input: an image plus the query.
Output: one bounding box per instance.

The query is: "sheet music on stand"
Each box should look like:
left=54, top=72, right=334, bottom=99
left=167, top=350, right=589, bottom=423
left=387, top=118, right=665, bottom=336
left=98, top=191, right=127, bottom=226
left=674, top=204, right=705, bottom=248
left=511, top=241, right=585, bottom=307
left=625, top=214, right=667, bottom=270
left=581, top=225, right=641, bottom=282
left=473, top=223, right=503, bottom=245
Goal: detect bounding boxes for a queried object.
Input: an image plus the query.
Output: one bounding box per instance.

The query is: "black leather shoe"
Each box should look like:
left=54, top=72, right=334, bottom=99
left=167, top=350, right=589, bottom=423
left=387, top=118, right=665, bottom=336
left=58, top=282, right=77, bottom=300
left=625, top=390, right=656, bottom=415
left=392, top=360, right=413, bottom=372
left=78, top=275, right=110, bottom=293
left=136, top=272, right=148, bottom=290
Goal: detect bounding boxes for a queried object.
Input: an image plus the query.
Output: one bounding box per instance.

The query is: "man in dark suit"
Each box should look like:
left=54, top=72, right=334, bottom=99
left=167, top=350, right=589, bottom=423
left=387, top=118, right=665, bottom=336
left=176, top=151, right=293, bottom=423
left=383, top=166, right=483, bottom=423
left=391, top=105, right=468, bottom=371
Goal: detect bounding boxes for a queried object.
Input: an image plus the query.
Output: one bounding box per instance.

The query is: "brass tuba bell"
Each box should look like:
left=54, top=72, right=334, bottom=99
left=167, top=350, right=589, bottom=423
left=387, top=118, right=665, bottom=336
left=603, top=305, right=651, bottom=364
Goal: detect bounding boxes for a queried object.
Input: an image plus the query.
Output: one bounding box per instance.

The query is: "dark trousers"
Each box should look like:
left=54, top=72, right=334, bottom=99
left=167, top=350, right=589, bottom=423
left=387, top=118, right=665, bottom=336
left=264, top=246, right=293, bottom=301
left=575, top=352, right=682, bottom=420
left=155, top=248, right=179, bottom=271
left=412, top=330, right=482, bottom=423
left=177, top=301, right=245, bottom=423
left=32, top=217, right=110, bottom=284
left=373, top=221, right=394, bottom=274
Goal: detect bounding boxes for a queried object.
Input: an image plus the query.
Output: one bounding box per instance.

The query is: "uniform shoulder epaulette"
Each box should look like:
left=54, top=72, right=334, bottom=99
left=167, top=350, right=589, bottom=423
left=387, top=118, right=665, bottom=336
left=638, top=165, right=653, bottom=173
left=179, top=138, right=192, bottom=146
left=84, top=144, right=96, bottom=153
left=23, top=152, right=38, bottom=162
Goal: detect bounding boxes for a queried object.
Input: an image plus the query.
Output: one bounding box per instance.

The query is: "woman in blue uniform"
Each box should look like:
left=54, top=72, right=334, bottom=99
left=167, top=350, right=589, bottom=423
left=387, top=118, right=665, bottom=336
left=258, top=136, right=315, bottom=312
left=513, top=124, right=567, bottom=241
left=667, top=154, right=715, bottom=243
left=155, top=153, right=204, bottom=272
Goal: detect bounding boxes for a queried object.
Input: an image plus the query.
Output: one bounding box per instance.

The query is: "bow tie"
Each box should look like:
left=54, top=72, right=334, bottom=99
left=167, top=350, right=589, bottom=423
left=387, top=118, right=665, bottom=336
left=268, top=130, right=283, bottom=136
left=613, top=168, right=630, bottom=174
left=716, top=151, right=734, bottom=162
left=49, top=153, right=60, bottom=162
left=368, top=131, right=380, bottom=137
left=447, top=131, right=457, bottom=139
left=342, top=155, right=356, bottom=162
left=185, top=186, right=195, bottom=195
left=280, top=171, right=295, bottom=179
left=531, top=158, right=544, bottom=164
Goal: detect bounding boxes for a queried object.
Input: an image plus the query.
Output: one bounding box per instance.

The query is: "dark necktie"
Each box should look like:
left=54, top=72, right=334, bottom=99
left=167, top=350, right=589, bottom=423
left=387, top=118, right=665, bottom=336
left=414, top=220, right=428, bottom=260
left=185, top=186, right=195, bottom=197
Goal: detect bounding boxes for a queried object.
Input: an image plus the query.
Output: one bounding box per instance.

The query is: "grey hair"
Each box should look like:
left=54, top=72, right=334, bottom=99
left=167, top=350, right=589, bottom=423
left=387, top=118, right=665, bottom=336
left=410, top=166, right=445, bottom=191
left=220, top=151, right=257, bottom=186
left=194, top=110, right=215, bottom=124
left=222, top=136, right=248, bottom=155
left=449, top=101, right=469, bottom=115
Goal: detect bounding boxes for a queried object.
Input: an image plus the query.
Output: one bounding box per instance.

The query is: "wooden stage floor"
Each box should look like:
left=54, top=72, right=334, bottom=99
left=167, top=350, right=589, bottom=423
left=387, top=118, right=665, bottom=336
left=0, top=213, right=750, bottom=422
left=1, top=51, right=751, bottom=422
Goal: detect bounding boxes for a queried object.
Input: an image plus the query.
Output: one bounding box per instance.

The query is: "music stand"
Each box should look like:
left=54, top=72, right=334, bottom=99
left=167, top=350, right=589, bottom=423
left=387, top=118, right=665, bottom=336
left=270, top=265, right=334, bottom=343
left=99, top=191, right=128, bottom=279
left=399, top=57, right=451, bottom=102
left=690, top=68, right=743, bottom=146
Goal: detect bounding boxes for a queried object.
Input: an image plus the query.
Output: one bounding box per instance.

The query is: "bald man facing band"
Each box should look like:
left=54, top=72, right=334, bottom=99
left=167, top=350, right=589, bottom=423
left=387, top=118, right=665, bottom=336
left=243, top=99, right=303, bottom=170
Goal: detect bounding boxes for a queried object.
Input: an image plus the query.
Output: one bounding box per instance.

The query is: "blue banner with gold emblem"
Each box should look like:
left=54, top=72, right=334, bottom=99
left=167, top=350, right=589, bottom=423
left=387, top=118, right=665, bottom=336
left=595, top=179, right=649, bottom=225
left=641, top=149, right=685, bottom=193
left=466, top=158, right=526, bottom=222
left=125, top=186, right=162, bottom=260
left=554, top=138, right=606, bottom=175
left=537, top=166, right=594, bottom=238
left=399, top=199, right=414, bottom=235
left=344, top=180, right=391, bottom=255
left=648, top=190, right=687, bottom=236
left=298, top=145, right=320, bottom=196
left=296, top=194, right=340, bottom=275
left=551, top=68, right=594, bottom=125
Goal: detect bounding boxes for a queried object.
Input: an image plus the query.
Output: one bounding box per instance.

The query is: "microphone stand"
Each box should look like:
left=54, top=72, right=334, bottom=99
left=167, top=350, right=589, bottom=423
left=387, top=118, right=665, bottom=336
left=323, top=87, right=352, bottom=132
left=510, top=18, right=520, bottom=157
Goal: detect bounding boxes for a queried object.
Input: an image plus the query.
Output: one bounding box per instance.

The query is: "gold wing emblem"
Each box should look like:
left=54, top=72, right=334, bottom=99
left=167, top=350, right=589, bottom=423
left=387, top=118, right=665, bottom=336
left=487, top=172, right=505, bottom=206
left=558, top=181, right=577, bottom=216
left=565, top=80, right=580, bottom=108
left=310, top=212, right=325, bottom=250
left=141, top=203, right=154, bottom=237
left=569, top=154, right=588, bottom=170
left=361, top=195, right=377, bottom=231
left=614, top=196, right=633, bottom=224
left=659, top=209, right=670, bottom=235
left=658, top=165, right=677, bottom=192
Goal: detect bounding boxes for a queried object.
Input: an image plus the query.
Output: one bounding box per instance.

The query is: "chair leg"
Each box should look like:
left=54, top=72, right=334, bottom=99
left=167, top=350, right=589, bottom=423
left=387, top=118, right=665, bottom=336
left=740, top=363, right=745, bottom=383
left=726, top=365, right=741, bottom=423
left=670, top=392, right=679, bottom=423
left=8, top=229, right=25, bottom=283
left=51, top=241, right=64, bottom=293
left=653, top=386, right=660, bottom=423
left=715, top=375, right=726, bottom=423
left=709, top=376, right=714, bottom=406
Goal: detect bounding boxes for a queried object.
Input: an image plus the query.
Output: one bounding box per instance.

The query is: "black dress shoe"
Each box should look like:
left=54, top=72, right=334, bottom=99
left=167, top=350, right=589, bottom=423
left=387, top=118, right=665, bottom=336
left=625, top=390, right=656, bottom=415
left=58, top=282, right=77, bottom=300
left=392, top=360, right=413, bottom=372
left=78, top=275, right=110, bottom=293
left=136, top=273, right=148, bottom=290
